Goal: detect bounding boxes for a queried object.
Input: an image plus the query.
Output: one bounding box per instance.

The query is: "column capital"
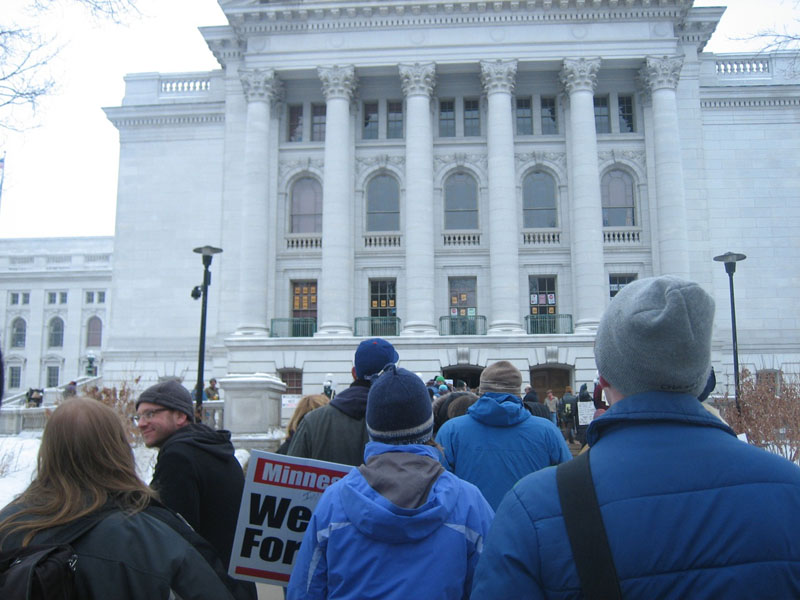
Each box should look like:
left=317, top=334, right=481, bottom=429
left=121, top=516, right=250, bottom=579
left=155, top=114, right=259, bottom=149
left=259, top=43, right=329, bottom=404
left=399, top=62, right=436, bottom=97
left=318, top=65, right=357, bottom=101
left=480, top=59, right=518, bottom=95
left=238, top=68, right=282, bottom=103
left=639, top=55, right=684, bottom=92
left=560, top=58, right=601, bottom=95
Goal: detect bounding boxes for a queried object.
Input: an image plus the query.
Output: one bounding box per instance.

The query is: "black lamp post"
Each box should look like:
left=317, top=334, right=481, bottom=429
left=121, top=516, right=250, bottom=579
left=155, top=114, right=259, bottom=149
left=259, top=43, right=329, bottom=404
left=713, top=251, right=746, bottom=413
left=192, top=245, right=222, bottom=419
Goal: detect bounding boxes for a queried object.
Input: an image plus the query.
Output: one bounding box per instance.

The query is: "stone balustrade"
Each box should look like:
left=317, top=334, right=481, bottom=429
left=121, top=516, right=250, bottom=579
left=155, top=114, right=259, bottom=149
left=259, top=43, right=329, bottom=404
left=522, top=230, right=561, bottom=245
left=442, top=232, right=481, bottom=246
left=603, top=229, right=641, bottom=244
left=363, top=234, right=402, bottom=248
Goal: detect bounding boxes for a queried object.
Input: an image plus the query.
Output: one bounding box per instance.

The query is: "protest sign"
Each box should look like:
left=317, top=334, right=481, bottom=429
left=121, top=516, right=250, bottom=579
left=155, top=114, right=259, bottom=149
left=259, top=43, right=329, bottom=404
left=229, top=450, right=353, bottom=586
left=577, top=401, right=595, bottom=426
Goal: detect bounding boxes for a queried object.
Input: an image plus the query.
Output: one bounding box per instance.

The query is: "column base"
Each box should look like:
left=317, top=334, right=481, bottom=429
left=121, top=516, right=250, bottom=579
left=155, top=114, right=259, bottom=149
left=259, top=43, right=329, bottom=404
left=401, top=321, right=438, bottom=336
left=314, top=324, right=353, bottom=337
left=488, top=321, right=526, bottom=336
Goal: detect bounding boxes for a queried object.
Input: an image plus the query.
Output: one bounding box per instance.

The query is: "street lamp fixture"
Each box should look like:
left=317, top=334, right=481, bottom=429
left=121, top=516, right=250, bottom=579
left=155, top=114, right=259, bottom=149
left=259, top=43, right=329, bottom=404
left=713, top=251, right=746, bottom=413
left=86, top=351, right=97, bottom=377
left=192, top=245, right=223, bottom=420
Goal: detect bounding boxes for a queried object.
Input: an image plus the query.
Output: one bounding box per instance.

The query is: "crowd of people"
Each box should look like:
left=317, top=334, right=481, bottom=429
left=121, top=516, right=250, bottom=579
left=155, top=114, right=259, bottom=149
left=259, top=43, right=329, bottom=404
left=2, top=275, right=800, bottom=598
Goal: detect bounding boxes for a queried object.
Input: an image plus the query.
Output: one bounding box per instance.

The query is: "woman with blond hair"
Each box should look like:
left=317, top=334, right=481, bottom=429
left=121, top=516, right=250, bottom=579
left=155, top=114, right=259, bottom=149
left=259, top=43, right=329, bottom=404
left=277, top=393, right=329, bottom=454
left=0, top=397, right=239, bottom=599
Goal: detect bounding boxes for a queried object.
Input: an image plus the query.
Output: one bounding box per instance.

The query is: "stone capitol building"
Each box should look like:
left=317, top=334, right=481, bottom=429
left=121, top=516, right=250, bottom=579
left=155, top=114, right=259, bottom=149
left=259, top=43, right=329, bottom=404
left=2, top=0, right=798, bottom=424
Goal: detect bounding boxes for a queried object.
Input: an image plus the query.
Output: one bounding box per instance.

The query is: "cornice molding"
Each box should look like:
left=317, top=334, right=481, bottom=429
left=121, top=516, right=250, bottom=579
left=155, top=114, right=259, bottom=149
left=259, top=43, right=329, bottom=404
left=106, top=112, right=225, bottom=129
left=481, top=59, right=518, bottom=95
left=221, top=0, right=692, bottom=38
left=399, top=63, right=437, bottom=97
left=700, top=97, right=800, bottom=109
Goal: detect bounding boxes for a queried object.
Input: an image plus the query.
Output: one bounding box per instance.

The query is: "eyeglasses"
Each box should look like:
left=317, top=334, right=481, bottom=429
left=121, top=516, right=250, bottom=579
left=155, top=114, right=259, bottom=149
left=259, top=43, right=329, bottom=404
left=133, top=408, right=170, bottom=425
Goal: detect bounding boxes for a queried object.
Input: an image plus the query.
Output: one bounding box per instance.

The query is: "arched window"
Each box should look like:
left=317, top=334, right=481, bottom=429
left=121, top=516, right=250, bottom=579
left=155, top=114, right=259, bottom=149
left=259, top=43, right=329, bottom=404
left=601, top=169, right=635, bottom=226
left=366, top=174, right=400, bottom=232
left=86, top=316, right=102, bottom=347
left=48, top=317, right=64, bottom=348
left=10, top=318, right=26, bottom=348
left=290, top=177, right=323, bottom=234
left=444, top=172, right=478, bottom=230
left=522, top=172, right=557, bottom=228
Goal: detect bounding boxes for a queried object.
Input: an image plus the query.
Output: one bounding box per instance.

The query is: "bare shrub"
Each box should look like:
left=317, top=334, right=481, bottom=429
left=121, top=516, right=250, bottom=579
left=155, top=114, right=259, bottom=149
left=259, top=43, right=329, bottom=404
left=722, top=369, right=800, bottom=464
left=82, top=377, right=142, bottom=445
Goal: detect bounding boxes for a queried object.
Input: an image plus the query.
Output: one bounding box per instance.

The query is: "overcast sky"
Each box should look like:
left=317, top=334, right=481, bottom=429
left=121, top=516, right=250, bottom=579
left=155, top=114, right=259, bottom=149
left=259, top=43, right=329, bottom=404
left=0, top=0, right=797, bottom=239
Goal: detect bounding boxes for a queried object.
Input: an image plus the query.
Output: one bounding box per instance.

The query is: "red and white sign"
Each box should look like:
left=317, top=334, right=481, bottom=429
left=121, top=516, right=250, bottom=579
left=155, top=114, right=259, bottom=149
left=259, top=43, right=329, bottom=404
left=229, top=450, right=353, bottom=586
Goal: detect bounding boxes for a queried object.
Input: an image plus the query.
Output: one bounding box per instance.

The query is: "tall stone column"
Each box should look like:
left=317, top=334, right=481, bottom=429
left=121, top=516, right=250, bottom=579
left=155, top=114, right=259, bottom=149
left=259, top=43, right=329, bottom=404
left=560, top=58, right=606, bottom=332
left=237, top=69, right=280, bottom=334
left=399, top=63, right=437, bottom=335
left=640, top=55, right=690, bottom=278
left=481, top=59, right=524, bottom=335
left=316, top=66, right=357, bottom=336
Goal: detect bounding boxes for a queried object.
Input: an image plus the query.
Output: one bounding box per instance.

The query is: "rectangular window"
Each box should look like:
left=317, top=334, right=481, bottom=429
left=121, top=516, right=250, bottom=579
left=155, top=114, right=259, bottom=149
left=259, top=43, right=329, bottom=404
left=387, top=100, right=403, bottom=139
left=448, top=277, right=478, bottom=334
left=47, top=366, right=59, bottom=388
left=22, top=292, right=29, bottom=304
left=311, top=104, right=326, bottom=142
left=609, top=274, right=637, bottom=298
left=278, top=369, right=303, bottom=396
left=291, top=280, right=317, bottom=337
left=618, top=94, right=635, bottom=133
left=288, top=104, right=304, bottom=142
left=9, top=292, right=19, bottom=305
left=541, top=97, right=558, bottom=134
left=529, top=276, right=557, bottom=315
left=8, top=366, right=21, bottom=389
left=85, top=291, right=95, bottom=304
left=97, top=291, right=105, bottom=304
left=439, top=100, right=455, bottom=137
left=363, top=102, right=379, bottom=140
left=59, top=292, right=67, bottom=304
left=516, top=97, right=532, bottom=135
left=463, top=98, right=480, bottom=136
left=369, top=279, right=398, bottom=336
left=47, top=292, right=57, bottom=304
left=594, top=96, right=611, bottom=134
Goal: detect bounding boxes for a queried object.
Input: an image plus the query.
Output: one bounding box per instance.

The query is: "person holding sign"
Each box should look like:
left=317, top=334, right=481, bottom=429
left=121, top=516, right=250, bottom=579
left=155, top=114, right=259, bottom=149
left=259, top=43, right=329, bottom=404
left=287, top=365, right=494, bottom=600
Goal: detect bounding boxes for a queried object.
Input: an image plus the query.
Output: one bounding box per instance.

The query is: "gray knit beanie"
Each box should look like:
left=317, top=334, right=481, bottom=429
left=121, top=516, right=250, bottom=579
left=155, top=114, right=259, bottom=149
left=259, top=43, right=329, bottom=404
left=136, top=380, right=196, bottom=423
left=479, top=361, right=523, bottom=396
left=594, top=275, right=714, bottom=398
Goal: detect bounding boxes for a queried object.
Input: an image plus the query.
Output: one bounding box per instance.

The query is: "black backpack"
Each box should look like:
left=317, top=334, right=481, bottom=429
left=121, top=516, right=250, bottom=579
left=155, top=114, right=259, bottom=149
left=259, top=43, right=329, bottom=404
left=0, top=512, right=109, bottom=600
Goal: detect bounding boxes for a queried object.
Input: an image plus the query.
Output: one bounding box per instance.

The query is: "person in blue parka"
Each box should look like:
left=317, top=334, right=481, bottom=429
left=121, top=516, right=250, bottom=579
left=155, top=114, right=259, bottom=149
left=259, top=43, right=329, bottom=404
left=287, top=365, right=494, bottom=600
left=436, top=360, right=571, bottom=510
left=472, top=276, right=800, bottom=599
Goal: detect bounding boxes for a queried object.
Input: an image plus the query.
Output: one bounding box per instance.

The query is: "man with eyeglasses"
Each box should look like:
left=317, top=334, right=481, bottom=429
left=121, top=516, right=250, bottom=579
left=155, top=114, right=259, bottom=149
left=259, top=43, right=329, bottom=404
left=135, top=379, right=254, bottom=599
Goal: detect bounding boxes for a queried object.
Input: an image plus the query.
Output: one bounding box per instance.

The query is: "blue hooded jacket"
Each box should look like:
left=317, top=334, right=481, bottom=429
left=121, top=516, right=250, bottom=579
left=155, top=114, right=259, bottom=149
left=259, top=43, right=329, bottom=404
left=287, top=442, right=494, bottom=600
left=472, top=393, right=800, bottom=599
left=436, top=393, right=572, bottom=509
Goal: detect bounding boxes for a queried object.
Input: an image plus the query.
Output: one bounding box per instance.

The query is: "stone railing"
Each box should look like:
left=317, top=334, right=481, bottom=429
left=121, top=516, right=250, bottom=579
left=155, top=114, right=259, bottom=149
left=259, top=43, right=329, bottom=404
left=0, top=406, right=48, bottom=435
left=603, top=229, right=641, bottom=245
left=443, top=232, right=481, bottom=247
left=286, top=235, right=322, bottom=250
left=715, top=58, right=770, bottom=76
left=160, top=76, right=212, bottom=95
left=363, top=234, right=402, bottom=248
left=198, top=400, right=224, bottom=429
left=522, top=230, right=561, bottom=245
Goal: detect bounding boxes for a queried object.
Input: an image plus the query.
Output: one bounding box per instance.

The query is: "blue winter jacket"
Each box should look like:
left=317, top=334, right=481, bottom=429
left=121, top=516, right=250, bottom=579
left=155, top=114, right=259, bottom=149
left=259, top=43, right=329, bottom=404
left=287, top=442, right=494, bottom=600
left=436, top=393, right=572, bottom=509
left=472, top=392, right=800, bottom=599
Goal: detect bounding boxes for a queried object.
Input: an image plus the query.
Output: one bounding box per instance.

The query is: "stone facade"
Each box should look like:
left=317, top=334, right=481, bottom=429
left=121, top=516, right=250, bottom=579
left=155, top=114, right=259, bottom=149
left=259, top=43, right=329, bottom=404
left=6, top=0, right=799, bottom=404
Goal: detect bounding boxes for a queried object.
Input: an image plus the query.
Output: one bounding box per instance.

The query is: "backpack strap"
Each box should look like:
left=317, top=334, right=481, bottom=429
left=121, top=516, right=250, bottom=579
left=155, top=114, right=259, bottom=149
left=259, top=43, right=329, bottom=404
left=556, top=451, right=622, bottom=600
left=34, top=509, right=114, bottom=546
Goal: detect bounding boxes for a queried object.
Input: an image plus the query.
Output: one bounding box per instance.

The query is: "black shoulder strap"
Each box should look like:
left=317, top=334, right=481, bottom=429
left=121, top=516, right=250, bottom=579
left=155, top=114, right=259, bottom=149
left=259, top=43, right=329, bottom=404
left=556, top=451, right=622, bottom=600
left=36, top=510, right=113, bottom=546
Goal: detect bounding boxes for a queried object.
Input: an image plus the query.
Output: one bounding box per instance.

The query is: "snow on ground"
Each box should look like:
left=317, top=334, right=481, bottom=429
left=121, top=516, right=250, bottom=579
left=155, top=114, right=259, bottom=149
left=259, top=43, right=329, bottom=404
left=0, top=434, right=162, bottom=509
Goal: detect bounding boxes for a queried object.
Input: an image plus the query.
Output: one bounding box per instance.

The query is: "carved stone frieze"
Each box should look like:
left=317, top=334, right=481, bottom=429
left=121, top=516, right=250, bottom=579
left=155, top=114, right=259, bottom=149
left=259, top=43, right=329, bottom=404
left=238, top=68, right=282, bottom=104
left=278, top=158, right=324, bottom=184
left=355, top=154, right=405, bottom=179
left=515, top=151, right=567, bottom=173
left=638, top=55, right=684, bottom=92
left=399, top=63, right=436, bottom=97
left=318, top=65, right=357, bottom=101
left=598, top=149, right=646, bottom=169
left=434, top=153, right=488, bottom=176
left=560, top=58, right=601, bottom=95
left=480, top=59, right=518, bottom=95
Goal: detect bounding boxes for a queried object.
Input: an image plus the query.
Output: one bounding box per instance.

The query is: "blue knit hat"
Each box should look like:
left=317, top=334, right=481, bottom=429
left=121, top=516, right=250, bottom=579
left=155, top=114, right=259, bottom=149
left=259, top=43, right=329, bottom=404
left=354, top=338, right=399, bottom=380
left=367, top=365, right=434, bottom=445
